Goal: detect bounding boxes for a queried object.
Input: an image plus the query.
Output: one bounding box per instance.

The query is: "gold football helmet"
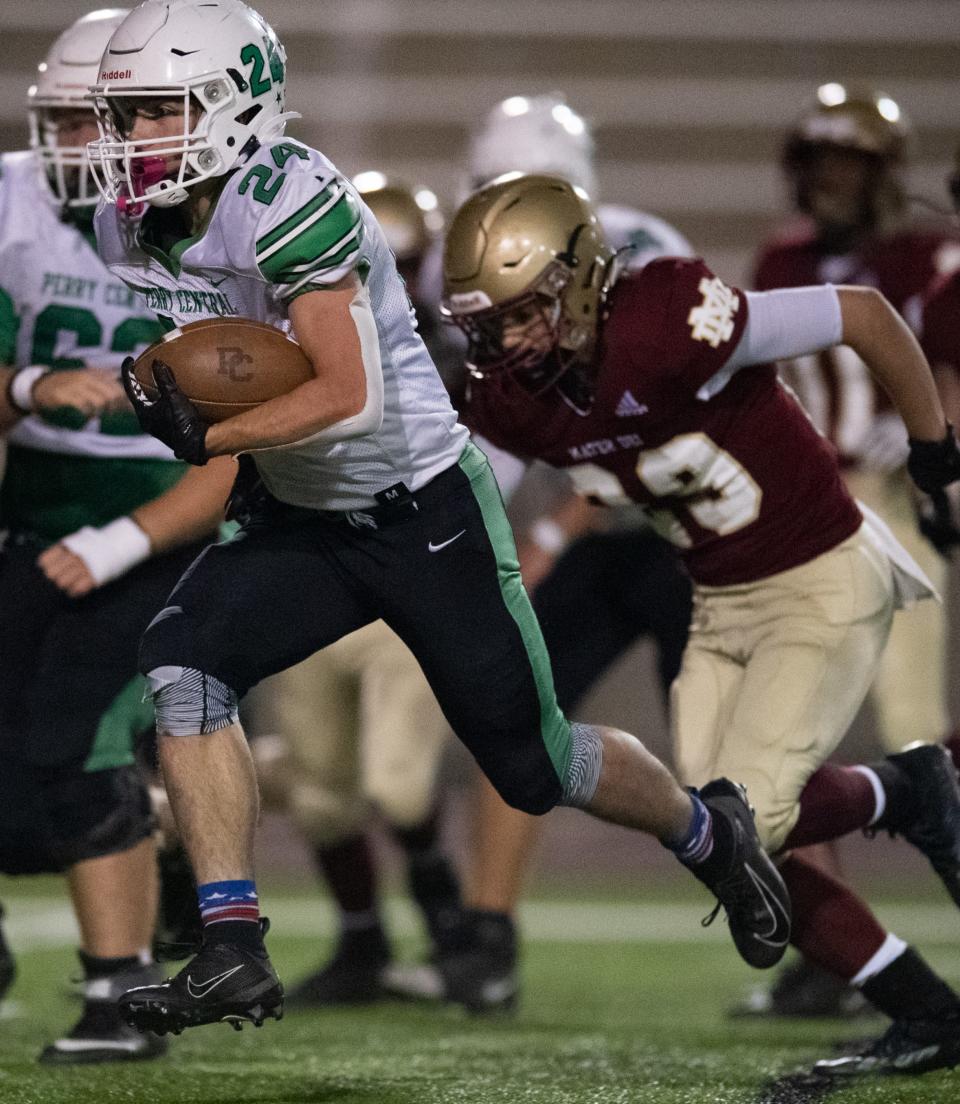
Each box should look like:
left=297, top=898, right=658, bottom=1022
left=783, top=83, right=910, bottom=237
left=441, top=173, right=613, bottom=402
left=353, top=171, right=443, bottom=266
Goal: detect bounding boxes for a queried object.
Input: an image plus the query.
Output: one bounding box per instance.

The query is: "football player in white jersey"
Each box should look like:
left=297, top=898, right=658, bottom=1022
left=0, top=9, right=236, bottom=1063
left=88, top=0, right=789, bottom=1038
left=245, top=178, right=467, bottom=1008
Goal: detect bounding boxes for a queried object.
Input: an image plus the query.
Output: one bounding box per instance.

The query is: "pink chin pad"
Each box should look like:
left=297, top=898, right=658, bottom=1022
left=117, top=156, right=170, bottom=215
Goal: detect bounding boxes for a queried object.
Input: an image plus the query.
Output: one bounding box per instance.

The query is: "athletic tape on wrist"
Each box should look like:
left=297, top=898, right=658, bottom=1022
left=61, top=516, right=152, bottom=586
left=7, top=365, right=50, bottom=413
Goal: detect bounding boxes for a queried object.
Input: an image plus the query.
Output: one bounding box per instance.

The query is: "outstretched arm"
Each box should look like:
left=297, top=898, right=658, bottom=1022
left=837, top=285, right=946, bottom=443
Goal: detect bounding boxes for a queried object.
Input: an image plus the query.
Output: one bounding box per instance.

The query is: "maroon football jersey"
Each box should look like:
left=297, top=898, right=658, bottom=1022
left=753, top=222, right=960, bottom=464
left=466, top=258, right=861, bottom=586
left=921, top=269, right=960, bottom=376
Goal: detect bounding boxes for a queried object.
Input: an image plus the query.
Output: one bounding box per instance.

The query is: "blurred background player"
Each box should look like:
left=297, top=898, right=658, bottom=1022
left=392, top=94, right=697, bottom=1012
left=243, top=174, right=468, bottom=1007
left=0, top=9, right=235, bottom=1062
left=739, top=82, right=960, bottom=1018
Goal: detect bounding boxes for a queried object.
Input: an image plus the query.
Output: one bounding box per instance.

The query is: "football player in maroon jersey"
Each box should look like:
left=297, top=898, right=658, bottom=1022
left=442, top=172, right=960, bottom=1079
left=755, top=85, right=960, bottom=762
left=749, top=82, right=960, bottom=1019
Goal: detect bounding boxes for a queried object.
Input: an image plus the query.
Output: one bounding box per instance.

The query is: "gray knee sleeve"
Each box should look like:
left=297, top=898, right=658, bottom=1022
left=558, top=723, right=604, bottom=808
left=146, top=665, right=239, bottom=736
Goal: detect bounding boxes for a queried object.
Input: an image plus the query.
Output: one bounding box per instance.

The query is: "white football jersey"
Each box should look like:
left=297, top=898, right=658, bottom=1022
left=96, top=140, right=469, bottom=511
left=0, top=150, right=172, bottom=461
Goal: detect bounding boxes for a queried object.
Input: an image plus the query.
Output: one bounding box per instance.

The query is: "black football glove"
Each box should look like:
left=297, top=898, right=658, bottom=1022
left=121, top=356, right=209, bottom=466
left=916, top=486, right=960, bottom=557
left=907, top=423, right=960, bottom=494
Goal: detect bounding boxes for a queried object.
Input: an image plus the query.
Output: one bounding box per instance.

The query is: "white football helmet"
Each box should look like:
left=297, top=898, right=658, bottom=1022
left=87, top=0, right=298, bottom=212
left=28, top=9, right=129, bottom=211
left=468, top=94, right=596, bottom=196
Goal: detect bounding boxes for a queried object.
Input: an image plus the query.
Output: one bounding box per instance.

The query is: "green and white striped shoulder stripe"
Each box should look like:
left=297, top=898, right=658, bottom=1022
left=256, top=177, right=363, bottom=298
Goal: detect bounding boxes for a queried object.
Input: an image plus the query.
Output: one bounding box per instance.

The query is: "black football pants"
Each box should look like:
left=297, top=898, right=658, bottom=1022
left=140, top=444, right=571, bottom=814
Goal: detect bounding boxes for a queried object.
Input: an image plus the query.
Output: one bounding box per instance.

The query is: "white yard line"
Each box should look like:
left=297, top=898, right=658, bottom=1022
left=2, top=897, right=956, bottom=950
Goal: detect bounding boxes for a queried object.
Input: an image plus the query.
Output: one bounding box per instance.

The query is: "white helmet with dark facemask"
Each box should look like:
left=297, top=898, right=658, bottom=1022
left=28, top=8, right=129, bottom=212
left=87, top=0, right=298, bottom=213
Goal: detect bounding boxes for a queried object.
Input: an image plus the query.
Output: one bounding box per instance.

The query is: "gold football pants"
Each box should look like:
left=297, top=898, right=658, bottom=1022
left=844, top=467, right=948, bottom=751
left=672, top=526, right=895, bottom=853
left=252, top=620, right=451, bottom=845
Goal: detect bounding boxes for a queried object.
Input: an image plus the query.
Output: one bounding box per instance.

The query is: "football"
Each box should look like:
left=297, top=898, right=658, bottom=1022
left=130, top=318, right=315, bottom=423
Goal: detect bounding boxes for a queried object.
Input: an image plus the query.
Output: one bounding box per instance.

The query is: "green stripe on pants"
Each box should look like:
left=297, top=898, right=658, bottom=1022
left=458, top=442, right=572, bottom=783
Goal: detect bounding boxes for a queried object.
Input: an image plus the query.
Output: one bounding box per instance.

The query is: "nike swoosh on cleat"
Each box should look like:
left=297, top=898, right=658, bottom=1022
left=186, top=964, right=244, bottom=999
left=428, top=530, right=466, bottom=553
left=743, top=862, right=790, bottom=946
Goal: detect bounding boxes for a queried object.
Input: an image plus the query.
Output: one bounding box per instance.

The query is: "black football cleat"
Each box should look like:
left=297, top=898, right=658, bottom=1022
left=40, top=962, right=167, bottom=1065
left=285, top=927, right=390, bottom=1008
left=119, top=938, right=283, bottom=1036
left=434, top=910, right=518, bottom=1014
left=814, top=1012, right=960, bottom=1077
left=382, top=909, right=519, bottom=1014
left=875, top=743, right=960, bottom=910
left=687, top=779, right=791, bottom=970
left=728, top=956, right=871, bottom=1019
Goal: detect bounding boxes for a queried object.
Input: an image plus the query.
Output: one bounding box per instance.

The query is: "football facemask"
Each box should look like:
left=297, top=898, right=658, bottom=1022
left=87, top=0, right=298, bottom=212
left=28, top=8, right=129, bottom=212
left=447, top=265, right=573, bottom=400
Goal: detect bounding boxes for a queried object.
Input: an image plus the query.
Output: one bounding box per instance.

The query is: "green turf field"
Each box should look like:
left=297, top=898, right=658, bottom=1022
left=0, top=883, right=957, bottom=1104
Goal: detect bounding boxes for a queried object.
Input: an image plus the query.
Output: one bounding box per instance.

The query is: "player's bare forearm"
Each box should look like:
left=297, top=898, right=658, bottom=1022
left=838, top=285, right=946, bottom=441
left=203, top=368, right=366, bottom=455
left=131, top=455, right=237, bottom=553
left=205, top=278, right=370, bottom=455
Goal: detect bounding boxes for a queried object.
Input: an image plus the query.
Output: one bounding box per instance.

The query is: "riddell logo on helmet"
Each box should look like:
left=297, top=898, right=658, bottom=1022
left=99, top=68, right=134, bottom=81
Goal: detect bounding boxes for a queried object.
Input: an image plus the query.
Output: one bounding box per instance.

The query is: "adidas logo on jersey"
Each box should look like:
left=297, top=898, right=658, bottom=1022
left=615, top=390, right=648, bottom=417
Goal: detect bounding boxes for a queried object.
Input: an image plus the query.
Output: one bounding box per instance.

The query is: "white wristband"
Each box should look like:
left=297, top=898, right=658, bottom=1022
left=60, top=516, right=153, bottom=586
left=8, top=365, right=50, bottom=412
left=528, top=517, right=568, bottom=556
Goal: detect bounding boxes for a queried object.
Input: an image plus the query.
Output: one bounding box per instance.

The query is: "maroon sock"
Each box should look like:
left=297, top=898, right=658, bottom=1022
left=944, top=730, right=960, bottom=772
left=782, top=763, right=876, bottom=849
left=315, top=834, right=380, bottom=918
left=780, top=853, right=887, bottom=981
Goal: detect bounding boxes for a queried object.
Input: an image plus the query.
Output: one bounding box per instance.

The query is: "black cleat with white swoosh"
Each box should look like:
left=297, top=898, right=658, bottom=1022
left=814, top=1012, right=960, bottom=1077
left=686, top=779, right=791, bottom=970
left=119, top=939, right=283, bottom=1036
